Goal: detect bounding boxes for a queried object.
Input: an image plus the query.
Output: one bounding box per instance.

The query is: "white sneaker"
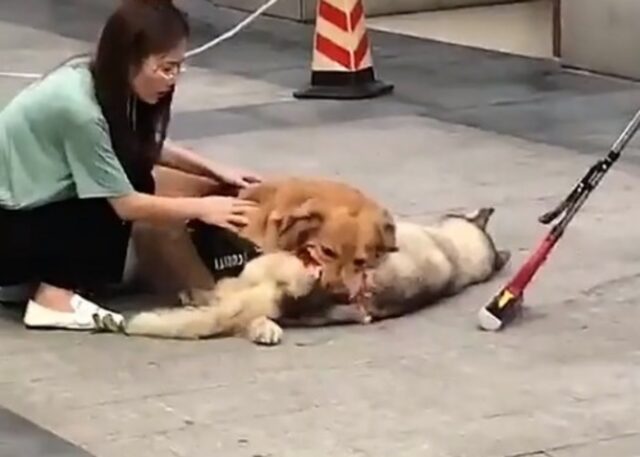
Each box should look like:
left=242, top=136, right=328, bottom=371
left=23, top=294, right=124, bottom=331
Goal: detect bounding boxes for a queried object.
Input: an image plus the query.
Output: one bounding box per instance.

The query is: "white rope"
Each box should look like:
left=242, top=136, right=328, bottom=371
left=0, top=71, right=43, bottom=79
left=186, top=0, right=280, bottom=58
left=0, top=0, right=281, bottom=80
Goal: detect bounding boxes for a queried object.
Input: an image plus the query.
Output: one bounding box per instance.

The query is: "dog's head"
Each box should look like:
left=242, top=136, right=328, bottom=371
left=274, top=198, right=397, bottom=300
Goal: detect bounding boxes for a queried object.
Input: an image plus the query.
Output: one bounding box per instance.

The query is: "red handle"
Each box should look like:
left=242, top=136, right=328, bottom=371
left=507, top=234, right=557, bottom=295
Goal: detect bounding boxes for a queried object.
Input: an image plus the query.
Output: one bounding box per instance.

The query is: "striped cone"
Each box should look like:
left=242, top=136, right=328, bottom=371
left=294, top=0, right=393, bottom=100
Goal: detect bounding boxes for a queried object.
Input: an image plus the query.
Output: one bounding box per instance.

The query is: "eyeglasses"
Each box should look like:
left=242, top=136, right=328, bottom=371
left=145, top=56, right=184, bottom=81
left=156, top=61, right=184, bottom=80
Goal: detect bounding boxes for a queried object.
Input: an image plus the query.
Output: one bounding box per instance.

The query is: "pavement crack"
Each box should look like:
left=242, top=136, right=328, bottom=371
left=504, top=452, right=552, bottom=457
left=580, top=271, right=640, bottom=297
left=67, top=383, right=231, bottom=410
left=543, top=430, right=640, bottom=454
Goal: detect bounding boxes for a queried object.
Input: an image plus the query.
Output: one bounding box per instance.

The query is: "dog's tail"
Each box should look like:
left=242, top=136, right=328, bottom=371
left=95, top=305, right=229, bottom=340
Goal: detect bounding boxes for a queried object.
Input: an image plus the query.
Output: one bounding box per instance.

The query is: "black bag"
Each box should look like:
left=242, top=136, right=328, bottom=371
left=187, top=220, right=261, bottom=281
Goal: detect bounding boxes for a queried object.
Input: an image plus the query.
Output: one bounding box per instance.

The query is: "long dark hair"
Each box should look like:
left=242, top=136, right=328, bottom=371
left=90, top=0, right=190, bottom=193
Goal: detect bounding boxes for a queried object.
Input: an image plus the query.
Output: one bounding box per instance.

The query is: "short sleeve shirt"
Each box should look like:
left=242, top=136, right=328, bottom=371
left=0, top=61, right=134, bottom=210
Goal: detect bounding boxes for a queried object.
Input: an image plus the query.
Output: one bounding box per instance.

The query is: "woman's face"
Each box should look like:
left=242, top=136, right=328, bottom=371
left=131, top=39, right=187, bottom=104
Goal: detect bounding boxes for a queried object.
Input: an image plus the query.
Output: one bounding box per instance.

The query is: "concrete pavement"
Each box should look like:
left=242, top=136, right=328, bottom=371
left=2, top=1, right=640, bottom=456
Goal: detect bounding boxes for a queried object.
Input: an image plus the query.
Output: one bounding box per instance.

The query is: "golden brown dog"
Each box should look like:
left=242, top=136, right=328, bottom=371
left=130, top=168, right=397, bottom=302
left=236, top=177, right=397, bottom=300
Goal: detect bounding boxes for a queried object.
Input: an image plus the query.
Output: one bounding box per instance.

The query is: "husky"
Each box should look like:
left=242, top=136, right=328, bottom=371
left=94, top=207, right=510, bottom=344
left=361, top=207, right=510, bottom=321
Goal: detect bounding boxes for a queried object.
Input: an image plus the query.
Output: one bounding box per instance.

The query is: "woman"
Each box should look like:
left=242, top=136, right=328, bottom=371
left=0, top=0, right=262, bottom=330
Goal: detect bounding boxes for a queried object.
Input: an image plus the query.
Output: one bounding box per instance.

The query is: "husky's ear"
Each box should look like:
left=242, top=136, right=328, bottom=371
left=494, top=249, right=511, bottom=271
left=467, top=207, right=495, bottom=229
left=378, top=208, right=397, bottom=252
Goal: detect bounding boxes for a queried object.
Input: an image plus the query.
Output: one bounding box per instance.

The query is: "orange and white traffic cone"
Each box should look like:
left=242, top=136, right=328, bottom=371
left=293, top=0, right=393, bottom=100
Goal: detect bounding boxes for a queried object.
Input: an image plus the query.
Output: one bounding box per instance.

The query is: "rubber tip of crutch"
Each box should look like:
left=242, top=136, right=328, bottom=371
left=477, top=307, right=503, bottom=332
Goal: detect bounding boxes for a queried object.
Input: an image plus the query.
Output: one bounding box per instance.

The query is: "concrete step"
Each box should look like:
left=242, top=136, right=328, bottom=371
left=368, top=0, right=553, bottom=59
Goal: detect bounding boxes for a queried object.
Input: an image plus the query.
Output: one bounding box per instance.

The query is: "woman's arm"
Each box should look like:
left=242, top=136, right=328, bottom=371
left=108, top=192, right=204, bottom=224
left=108, top=192, right=257, bottom=232
left=158, top=139, right=219, bottom=179
left=159, top=140, right=263, bottom=188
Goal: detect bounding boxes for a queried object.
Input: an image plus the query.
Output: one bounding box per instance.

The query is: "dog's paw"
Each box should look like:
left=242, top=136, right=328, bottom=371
left=247, top=317, right=283, bottom=346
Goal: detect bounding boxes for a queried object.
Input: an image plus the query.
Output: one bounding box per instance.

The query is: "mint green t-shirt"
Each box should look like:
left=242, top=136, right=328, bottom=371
left=0, top=62, right=135, bottom=210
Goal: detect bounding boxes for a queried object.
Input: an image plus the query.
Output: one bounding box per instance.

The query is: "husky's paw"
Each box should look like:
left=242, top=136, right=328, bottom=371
left=178, top=290, right=193, bottom=306
left=360, top=313, right=373, bottom=324
left=355, top=302, right=373, bottom=324
left=92, top=313, right=126, bottom=334
left=247, top=317, right=283, bottom=346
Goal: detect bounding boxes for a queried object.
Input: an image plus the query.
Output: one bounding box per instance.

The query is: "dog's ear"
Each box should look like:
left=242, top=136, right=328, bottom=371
left=277, top=199, right=324, bottom=234
left=276, top=199, right=326, bottom=248
left=385, top=244, right=399, bottom=253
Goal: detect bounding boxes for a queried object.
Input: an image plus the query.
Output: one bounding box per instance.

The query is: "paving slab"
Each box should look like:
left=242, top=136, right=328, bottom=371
left=0, top=406, right=95, bottom=457
left=2, top=1, right=640, bottom=457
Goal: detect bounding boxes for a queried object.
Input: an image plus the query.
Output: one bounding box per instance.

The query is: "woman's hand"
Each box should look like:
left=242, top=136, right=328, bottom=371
left=208, top=163, right=263, bottom=189
left=196, top=196, right=258, bottom=232
left=107, top=192, right=258, bottom=230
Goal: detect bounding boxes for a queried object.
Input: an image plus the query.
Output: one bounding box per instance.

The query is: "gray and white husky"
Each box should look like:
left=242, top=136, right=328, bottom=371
left=95, top=207, right=510, bottom=344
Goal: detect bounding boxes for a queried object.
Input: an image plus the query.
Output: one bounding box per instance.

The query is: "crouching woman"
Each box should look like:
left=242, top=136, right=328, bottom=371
left=0, top=0, right=260, bottom=330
